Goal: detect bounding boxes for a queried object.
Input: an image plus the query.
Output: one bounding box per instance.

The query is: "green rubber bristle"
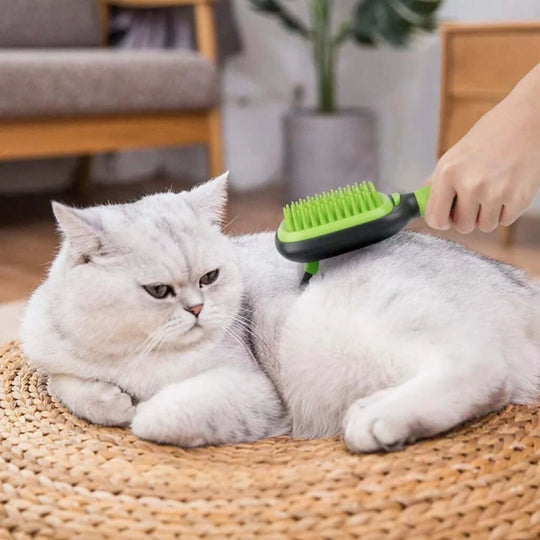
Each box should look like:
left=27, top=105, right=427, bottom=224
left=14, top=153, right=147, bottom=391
left=283, top=182, right=384, bottom=233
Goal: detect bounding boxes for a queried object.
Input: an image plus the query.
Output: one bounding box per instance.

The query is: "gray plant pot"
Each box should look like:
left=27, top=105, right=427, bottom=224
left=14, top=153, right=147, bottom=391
left=284, top=109, right=378, bottom=201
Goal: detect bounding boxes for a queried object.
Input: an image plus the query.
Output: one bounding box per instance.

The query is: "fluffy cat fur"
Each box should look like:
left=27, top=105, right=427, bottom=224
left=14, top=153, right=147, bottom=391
left=21, top=175, right=540, bottom=452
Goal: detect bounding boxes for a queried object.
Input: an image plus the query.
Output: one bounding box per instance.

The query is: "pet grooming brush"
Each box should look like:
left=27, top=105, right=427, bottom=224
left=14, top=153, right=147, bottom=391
left=275, top=183, right=431, bottom=282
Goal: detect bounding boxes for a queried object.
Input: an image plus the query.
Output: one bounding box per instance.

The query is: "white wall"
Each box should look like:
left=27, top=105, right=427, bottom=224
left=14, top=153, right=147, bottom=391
left=223, top=0, right=540, bottom=211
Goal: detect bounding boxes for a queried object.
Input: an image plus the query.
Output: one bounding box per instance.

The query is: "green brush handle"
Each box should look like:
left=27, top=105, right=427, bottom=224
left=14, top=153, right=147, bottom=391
left=413, top=185, right=431, bottom=218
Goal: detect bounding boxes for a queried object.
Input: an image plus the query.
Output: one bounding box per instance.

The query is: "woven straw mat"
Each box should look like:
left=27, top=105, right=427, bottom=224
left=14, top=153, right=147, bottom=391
left=0, top=342, right=538, bottom=539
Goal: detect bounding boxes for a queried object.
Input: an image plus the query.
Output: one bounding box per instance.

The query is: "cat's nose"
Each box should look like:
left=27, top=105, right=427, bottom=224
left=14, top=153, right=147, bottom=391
left=185, top=304, right=203, bottom=317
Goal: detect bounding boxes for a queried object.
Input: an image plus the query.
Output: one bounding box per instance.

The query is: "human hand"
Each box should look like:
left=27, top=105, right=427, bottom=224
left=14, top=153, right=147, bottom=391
left=425, top=66, right=540, bottom=233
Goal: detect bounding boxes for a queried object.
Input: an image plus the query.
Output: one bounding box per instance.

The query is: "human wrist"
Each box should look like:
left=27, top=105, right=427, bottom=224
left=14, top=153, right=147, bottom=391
left=505, top=62, right=540, bottom=116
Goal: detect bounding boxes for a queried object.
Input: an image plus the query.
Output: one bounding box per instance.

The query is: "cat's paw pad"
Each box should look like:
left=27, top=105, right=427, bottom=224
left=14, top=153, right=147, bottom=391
left=91, top=382, right=135, bottom=427
left=343, top=401, right=407, bottom=453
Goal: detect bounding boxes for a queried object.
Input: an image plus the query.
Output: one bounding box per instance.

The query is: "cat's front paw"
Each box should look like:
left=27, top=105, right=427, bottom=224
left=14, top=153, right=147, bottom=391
left=86, top=382, right=136, bottom=427
left=343, top=396, right=414, bottom=453
left=131, top=401, right=206, bottom=447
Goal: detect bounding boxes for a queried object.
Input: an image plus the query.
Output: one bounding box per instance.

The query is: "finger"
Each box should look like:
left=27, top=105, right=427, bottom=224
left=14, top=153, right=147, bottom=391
left=499, top=204, right=520, bottom=226
left=477, top=202, right=502, bottom=233
left=500, top=187, right=534, bottom=225
left=424, top=176, right=456, bottom=230
left=452, top=195, right=480, bottom=234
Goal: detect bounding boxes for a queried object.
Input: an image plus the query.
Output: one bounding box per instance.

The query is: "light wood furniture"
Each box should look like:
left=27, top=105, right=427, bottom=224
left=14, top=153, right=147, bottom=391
left=438, top=22, right=540, bottom=245
left=0, top=0, right=223, bottom=194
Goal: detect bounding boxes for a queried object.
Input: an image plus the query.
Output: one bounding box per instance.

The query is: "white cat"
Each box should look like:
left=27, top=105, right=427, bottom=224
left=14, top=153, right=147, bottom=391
left=20, top=175, right=540, bottom=452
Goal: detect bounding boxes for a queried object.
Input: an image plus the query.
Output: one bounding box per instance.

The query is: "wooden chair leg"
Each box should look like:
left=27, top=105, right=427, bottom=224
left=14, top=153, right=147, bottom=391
left=498, top=223, right=516, bottom=246
left=207, top=108, right=224, bottom=178
left=74, top=155, right=92, bottom=201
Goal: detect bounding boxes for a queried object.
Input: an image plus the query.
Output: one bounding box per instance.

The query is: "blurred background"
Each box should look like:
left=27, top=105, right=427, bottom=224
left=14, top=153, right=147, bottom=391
left=1, top=0, right=539, bottom=341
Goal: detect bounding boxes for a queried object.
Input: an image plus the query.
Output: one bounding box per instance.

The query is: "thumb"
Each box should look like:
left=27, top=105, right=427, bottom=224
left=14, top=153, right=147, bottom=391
left=424, top=175, right=455, bottom=231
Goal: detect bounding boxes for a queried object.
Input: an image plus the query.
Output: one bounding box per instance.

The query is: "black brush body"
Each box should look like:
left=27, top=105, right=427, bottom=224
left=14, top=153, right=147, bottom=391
left=275, top=193, right=421, bottom=263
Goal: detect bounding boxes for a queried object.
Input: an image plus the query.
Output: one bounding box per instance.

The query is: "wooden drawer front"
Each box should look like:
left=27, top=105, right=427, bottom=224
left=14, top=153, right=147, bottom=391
left=443, top=99, right=498, bottom=153
left=439, top=23, right=540, bottom=155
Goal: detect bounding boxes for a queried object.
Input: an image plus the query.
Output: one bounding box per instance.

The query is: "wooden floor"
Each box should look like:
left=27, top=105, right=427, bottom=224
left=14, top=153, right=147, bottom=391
left=1, top=177, right=539, bottom=304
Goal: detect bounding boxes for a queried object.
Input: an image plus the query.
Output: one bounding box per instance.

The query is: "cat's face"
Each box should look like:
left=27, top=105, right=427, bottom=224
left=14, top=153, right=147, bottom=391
left=50, top=175, right=241, bottom=357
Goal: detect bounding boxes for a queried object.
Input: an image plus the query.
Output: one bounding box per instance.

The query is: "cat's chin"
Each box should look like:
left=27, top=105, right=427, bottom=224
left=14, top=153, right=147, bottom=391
left=161, top=325, right=211, bottom=351
left=180, top=325, right=205, bottom=345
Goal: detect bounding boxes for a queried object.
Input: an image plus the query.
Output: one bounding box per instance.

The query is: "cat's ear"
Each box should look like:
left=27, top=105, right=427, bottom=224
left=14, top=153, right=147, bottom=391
left=187, top=172, right=228, bottom=225
left=52, top=202, right=104, bottom=260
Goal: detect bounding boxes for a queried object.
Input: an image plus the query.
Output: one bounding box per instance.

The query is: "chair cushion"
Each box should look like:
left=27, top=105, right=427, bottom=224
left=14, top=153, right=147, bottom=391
left=0, top=0, right=101, bottom=47
left=0, top=50, right=218, bottom=118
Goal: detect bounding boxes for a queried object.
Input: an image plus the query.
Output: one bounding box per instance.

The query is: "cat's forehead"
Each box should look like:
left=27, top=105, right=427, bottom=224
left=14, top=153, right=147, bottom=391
left=99, top=195, right=194, bottom=238
left=130, top=193, right=195, bottom=227
left=97, top=196, right=220, bottom=265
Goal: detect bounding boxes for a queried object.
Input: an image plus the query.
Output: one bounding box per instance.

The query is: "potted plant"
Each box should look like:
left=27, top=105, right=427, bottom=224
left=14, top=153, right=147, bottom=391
left=249, top=0, right=443, bottom=199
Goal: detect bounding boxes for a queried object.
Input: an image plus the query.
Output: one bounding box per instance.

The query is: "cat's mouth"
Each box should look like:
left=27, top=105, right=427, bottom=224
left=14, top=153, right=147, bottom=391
left=189, top=324, right=202, bottom=336
left=185, top=318, right=204, bottom=335
left=176, top=325, right=205, bottom=348
left=156, top=324, right=204, bottom=351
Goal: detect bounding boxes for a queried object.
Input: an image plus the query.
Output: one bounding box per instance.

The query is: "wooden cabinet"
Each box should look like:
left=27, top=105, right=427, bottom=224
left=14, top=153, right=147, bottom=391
left=438, top=22, right=540, bottom=156
left=438, top=22, right=540, bottom=244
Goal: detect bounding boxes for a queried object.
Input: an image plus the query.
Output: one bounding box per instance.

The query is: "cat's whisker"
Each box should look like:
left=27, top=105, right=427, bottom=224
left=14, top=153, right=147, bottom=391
left=132, top=323, right=168, bottom=355
left=123, top=313, right=207, bottom=368
left=228, top=314, right=274, bottom=358
left=124, top=322, right=172, bottom=367
left=129, top=334, right=162, bottom=368
left=221, top=215, right=238, bottom=232
left=219, top=323, right=253, bottom=362
left=234, top=310, right=273, bottom=346
left=231, top=321, right=270, bottom=354
left=218, top=319, right=270, bottom=370
left=152, top=327, right=176, bottom=356
left=123, top=338, right=154, bottom=366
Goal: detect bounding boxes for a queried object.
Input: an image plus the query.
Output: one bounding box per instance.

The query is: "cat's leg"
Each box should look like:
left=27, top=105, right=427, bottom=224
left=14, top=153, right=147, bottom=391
left=48, top=374, right=136, bottom=427
left=131, top=366, right=289, bottom=447
left=343, top=368, right=509, bottom=453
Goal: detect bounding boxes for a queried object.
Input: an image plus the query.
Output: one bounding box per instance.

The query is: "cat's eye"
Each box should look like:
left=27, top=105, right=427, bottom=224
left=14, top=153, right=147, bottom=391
left=199, top=269, right=219, bottom=287
left=143, top=283, right=175, bottom=299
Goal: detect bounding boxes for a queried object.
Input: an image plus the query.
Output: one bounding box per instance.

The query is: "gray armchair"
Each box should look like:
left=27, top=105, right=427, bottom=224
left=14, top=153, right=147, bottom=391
left=0, top=0, right=223, bottom=193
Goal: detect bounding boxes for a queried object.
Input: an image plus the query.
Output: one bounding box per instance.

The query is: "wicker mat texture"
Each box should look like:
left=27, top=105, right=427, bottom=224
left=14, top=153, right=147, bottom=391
left=0, top=343, right=538, bottom=539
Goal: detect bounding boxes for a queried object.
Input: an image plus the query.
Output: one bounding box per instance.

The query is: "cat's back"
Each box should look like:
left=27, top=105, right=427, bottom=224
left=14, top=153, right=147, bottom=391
left=323, top=231, right=533, bottom=291
left=310, top=231, right=538, bottom=333
left=234, top=230, right=537, bottom=306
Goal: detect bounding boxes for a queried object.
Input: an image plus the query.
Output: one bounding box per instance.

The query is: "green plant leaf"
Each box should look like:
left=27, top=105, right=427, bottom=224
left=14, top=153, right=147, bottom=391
left=401, top=0, right=442, bottom=17
left=248, top=0, right=443, bottom=111
left=351, top=0, right=442, bottom=47
left=248, top=0, right=311, bottom=38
